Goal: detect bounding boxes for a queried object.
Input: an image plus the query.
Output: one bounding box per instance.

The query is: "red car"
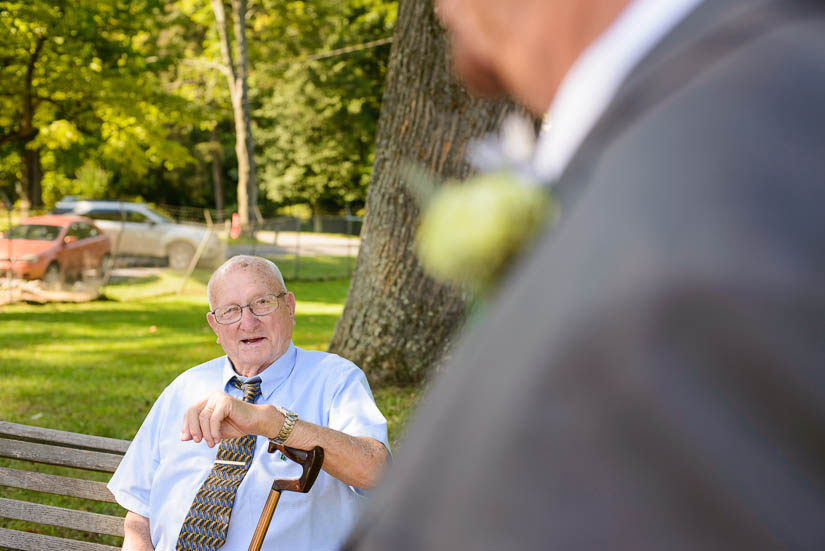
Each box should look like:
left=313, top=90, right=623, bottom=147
left=0, top=215, right=111, bottom=284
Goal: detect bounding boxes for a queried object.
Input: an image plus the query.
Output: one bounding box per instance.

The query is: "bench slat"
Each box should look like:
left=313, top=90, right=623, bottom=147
left=0, top=439, right=122, bottom=473
left=0, top=467, right=117, bottom=503
left=0, top=497, right=124, bottom=537
left=0, top=422, right=129, bottom=455
left=0, top=527, right=119, bottom=551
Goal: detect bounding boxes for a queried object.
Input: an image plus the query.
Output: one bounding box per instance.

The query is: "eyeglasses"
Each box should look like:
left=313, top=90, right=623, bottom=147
left=211, top=292, right=287, bottom=325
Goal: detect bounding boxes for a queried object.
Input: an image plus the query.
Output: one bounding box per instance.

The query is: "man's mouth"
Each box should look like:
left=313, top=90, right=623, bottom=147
left=241, top=337, right=265, bottom=345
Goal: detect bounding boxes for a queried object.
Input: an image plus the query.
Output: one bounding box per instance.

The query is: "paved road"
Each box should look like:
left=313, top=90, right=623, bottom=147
left=227, top=231, right=361, bottom=258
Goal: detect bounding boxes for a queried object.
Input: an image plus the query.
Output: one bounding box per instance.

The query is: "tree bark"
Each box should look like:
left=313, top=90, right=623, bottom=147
left=21, top=148, right=42, bottom=209
left=18, top=35, right=47, bottom=208
left=211, top=0, right=256, bottom=229
left=211, top=126, right=224, bottom=222
left=327, top=0, right=524, bottom=384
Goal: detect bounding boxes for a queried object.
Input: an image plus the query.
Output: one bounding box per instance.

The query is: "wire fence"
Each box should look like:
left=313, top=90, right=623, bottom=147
left=217, top=215, right=362, bottom=281
left=159, top=206, right=363, bottom=236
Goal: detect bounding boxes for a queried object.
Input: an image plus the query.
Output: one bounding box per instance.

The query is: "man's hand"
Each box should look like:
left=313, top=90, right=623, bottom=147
left=180, top=391, right=269, bottom=447
left=180, top=391, right=389, bottom=489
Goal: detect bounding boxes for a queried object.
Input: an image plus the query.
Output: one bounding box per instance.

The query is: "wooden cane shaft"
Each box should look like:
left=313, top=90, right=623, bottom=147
left=249, top=489, right=282, bottom=551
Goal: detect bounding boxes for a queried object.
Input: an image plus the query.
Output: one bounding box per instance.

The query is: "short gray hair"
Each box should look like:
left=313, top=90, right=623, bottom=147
left=207, top=255, right=287, bottom=309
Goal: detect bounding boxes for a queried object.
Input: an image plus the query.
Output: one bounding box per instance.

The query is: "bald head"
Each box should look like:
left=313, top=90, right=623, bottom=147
left=207, top=255, right=287, bottom=309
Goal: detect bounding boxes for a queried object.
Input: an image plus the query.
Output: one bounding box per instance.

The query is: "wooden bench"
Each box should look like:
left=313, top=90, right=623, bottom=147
left=0, top=421, right=129, bottom=551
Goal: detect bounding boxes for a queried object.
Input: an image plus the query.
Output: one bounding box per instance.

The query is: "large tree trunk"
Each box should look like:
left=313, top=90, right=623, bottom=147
left=211, top=0, right=256, bottom=229
left=21, top=147, right=42, bottom=209
left=328, top=0, right=523, bottom=384
left=19, top=36, right=47, bottom=209
left=211, top=126, right=224, bottom=222
left=231, top=0, right=256, bottom=225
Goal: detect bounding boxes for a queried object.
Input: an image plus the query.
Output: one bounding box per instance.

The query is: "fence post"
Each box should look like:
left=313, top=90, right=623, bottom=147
left=179, top=210, right=214, bottom=295
left=293, top=216, right=301, bottom=280
left=3, top=197, right=12, bottom=306
left=251, top=217, right=258, bottom=257
left=346, top=214, right=353, bottom=278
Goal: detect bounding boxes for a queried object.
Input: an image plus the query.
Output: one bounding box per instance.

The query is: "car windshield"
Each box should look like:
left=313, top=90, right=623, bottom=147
left=146, top=207, right=172, bottom=223
left=5, top=224, right=62, bottom=241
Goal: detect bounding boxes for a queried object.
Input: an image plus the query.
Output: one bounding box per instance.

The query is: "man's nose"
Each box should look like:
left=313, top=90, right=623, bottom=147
left=237, top=305, right=260, bottom=329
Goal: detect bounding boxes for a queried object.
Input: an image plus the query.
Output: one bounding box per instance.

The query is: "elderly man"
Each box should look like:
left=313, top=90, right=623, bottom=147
left=109, top=255, right=389, bottom=550
left=348, top=0, right=825, bottom=549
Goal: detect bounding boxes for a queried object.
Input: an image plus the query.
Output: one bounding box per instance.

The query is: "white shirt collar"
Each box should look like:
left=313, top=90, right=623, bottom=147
left=533, top=0, right=705, bottom=182
left=221, top=341, right=297, bottom=401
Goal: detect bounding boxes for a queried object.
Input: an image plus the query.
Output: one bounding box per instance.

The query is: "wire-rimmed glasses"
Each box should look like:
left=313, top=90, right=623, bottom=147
left=210, top=292, right=287, bottom=324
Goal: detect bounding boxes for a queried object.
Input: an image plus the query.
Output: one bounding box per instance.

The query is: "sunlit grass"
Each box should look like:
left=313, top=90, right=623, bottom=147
left=271, top=255, right=356, bottom=281
left=0, top=266, right=419, bottom=545
left=1, top=269, right=415, bottom=444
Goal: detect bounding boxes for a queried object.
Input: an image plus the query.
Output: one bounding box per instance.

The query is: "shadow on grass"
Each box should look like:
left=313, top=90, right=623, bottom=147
left=289, top=279, right=350, bottom=304
left=267, top=255, right=355, bottom=282
left=0, top=300, right=207, bottom=326
left=1, top=304, right=209, bottom=351
left=106, top=273, right=162, bottom=287
left=181, top=268, right=213, bottom=286
left=0, top=296, right=342, bottom=337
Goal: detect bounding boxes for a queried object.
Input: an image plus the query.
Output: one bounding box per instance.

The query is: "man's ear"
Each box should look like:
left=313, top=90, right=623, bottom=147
left=206, top=312, right=221, bottom=344
left=286, top=292, right=297, bottom=326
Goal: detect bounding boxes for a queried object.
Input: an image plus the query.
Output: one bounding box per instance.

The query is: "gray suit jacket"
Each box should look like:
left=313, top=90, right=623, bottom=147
left=349, top=1, right=825, bottom=548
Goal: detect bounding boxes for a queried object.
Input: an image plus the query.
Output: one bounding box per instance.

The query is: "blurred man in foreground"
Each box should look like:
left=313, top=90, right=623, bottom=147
left=110, top=255, right=388, bottom=550
left=349, top=0, right=825, bottom=548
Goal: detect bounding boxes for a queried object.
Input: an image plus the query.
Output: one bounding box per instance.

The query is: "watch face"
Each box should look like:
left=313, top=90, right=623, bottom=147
left=269, top=409, right=297, bottom=447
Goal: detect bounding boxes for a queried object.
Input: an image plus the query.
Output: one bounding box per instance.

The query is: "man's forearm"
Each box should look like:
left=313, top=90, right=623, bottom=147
left=259, top=406, right=389, bottom=489
left=123, top=511, right=153, bottom=551
left=181, top=393, right=389, bottom=490
left=289, top=421, right=388, bottom=489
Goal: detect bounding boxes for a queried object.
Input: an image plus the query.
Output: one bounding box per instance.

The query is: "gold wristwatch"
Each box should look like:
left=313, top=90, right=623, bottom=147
left=269, top=407, right=298, bottom=446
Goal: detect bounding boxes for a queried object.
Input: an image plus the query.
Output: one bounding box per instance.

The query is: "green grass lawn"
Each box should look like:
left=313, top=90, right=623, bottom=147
left=266, top=254, right=356, bottom=281
left=0, top=262, right=420, bottom=546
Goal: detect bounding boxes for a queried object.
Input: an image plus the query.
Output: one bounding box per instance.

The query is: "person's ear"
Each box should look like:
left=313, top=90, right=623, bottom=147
left=206, top=312, right=221, bottom=344
left=286, top=292, right=297, bottom=326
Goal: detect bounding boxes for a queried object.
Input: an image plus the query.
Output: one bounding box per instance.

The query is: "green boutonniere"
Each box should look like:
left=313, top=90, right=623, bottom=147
left=406, top=114, right=557, bottom=296
left=409, top=168, right=556, bottom=295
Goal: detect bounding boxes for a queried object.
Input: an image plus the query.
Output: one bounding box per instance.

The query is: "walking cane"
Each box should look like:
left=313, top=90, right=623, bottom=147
left=248, top=443, right=324, bottom=551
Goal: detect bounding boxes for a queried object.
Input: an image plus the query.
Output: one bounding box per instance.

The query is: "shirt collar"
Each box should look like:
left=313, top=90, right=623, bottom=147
left=220, top=342, right=297, bottom=400
left=533, top=0, right=704, bottom=183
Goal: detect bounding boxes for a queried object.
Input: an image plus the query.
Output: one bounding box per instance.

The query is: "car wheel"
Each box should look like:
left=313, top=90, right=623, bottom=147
left=167, top=241, right=195, bottom=270
left=97, top=253, right=111, bottom=279
left=43, top=262, right=63, bottom=288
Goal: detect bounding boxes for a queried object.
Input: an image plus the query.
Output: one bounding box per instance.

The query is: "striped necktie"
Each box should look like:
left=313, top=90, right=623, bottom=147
left=176, top=377, right=262, bottom=551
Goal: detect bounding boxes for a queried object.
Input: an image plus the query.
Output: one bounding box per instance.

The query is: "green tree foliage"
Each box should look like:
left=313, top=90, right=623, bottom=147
left=41, top=159, right=109, bottom=206
left=0, top=0, right=196, bottom=208
left=0, top=0, right=397, bottom=214
left=253, top=0, right=397, bottom=214
left=151, top=0, right=235, bottom=211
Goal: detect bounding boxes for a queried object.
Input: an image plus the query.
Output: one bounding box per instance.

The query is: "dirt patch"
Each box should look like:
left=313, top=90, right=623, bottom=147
left=0, top=278, right=103, bottom=305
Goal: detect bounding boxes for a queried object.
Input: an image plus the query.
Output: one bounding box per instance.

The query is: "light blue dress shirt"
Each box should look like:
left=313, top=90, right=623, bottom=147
left=108, top=343, right=389, bottom=550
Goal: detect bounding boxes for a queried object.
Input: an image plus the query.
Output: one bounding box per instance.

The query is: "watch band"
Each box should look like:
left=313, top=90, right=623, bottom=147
left=270, top=407, right=298, bottom=446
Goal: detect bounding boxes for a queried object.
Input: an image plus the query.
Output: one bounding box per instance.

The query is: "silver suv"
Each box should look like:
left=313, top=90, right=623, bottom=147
left=52, top=200, right=225, bottom=269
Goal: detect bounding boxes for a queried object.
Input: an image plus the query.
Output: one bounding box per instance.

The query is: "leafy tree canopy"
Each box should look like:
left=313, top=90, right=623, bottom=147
left=0, top=0, right=397, bottom=214
left=0, top=0, right=197, bottom=206
left=253, top=0, right=397, bottom=213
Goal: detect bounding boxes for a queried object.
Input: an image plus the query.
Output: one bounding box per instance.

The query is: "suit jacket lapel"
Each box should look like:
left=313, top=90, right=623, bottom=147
left=552, top=0, right=797, bottom=210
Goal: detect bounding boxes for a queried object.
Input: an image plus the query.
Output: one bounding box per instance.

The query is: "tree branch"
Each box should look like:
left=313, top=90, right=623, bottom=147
left=231, top=0, right=249, bottom=88
left=0, top=128, right=37, bottom=148
left=210, top=0, right=238, bottom=99
left=22, top=35, right=48, bottom=131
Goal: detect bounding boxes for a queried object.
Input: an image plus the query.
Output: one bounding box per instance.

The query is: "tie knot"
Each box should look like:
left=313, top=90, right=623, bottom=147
left=230, top=377, right=262, bottom=403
